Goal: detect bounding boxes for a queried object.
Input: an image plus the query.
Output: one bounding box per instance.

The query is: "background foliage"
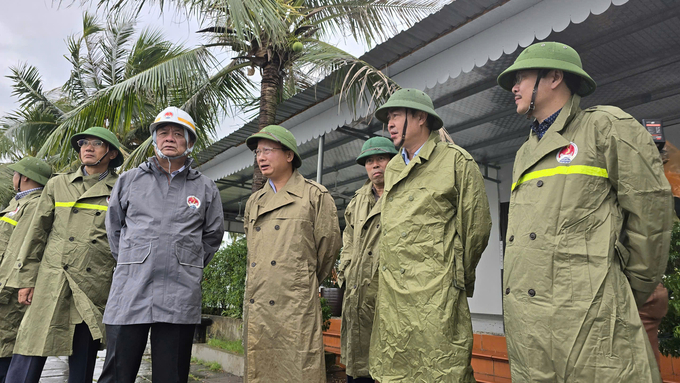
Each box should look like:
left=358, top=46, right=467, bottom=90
left=660, top=221, right=680, bottom=357
left=202, top=236, right=248, bottom=318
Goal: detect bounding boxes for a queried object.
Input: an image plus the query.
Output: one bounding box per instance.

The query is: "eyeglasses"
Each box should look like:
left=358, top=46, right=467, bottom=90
left=254, top=147, right=284, bottom=156
left=77, top=139, right=105, bottom=148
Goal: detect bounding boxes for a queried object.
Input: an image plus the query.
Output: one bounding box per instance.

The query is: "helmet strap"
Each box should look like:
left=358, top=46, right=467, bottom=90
left=524, top=69, right=547, bottom=120
left=17, top=175, right=21, bottom=192
left=91, top=148, right=110, bottom=166
left=400, top=110, right=408, bottom=150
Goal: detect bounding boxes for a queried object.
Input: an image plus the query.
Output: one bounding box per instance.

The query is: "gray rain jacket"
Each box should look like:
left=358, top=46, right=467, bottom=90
left=104, top=157, right=224, bottom=325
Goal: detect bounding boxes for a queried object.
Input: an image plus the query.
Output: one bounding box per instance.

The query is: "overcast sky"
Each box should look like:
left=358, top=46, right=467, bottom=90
left=0, top=0, right=369, bottom=138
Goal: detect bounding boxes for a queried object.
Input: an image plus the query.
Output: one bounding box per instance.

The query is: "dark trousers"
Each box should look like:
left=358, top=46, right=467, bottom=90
left=347, top=376, right=375, bottom=383
left=98, top=323, right=196, bottom=383
left=0, top=357, right=11, bottom=383
left=5, top=322, right=100, bottom=383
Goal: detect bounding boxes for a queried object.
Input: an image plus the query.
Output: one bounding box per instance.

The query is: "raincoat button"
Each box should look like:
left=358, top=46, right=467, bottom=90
left=353, top=285, right=357, bottom=289
left=528, top=289, right=536, bottom=297
left=73, top=209, right=79, bottom=214
left=250, top=299, right=254, bottom=304
left=505, top=288, right=510, bottom=295
left=17, top=263, right=21, bottom=268
left=274, top=225, right=280, bottom=230
left=400, top=268, right=405, bottom=274
left=376, top=224, right=380, bottom=229
left=251, top=262, right=256, bottom=267
left=95, top=212, right=101, bottom=216
left=388, top=197, right=393, bottom=202
left=537, top=180, right=544, bottom=187
left=63, top=265, right=68, bottom=270
left=509, top=235, right=514, bottom=242
left=255, top=227, right=261, bottom=232
left=408, top=196, right=414, bottom=201
left=69, top=237, right=75, bottom=242
left=91, top=240, right=97, bottom=244
left=86, top=267, right=92, bottom=272
left=269, top=300, right=275, bottom=305
left=530, top=233, right=537, bottom=240
left=368, top=251, right=372, bottom=256
left=401, top=232, right=407, bottom=238
left=271, top=261, right=276, bottom=266
left=382, top=266, right=386, bottom=271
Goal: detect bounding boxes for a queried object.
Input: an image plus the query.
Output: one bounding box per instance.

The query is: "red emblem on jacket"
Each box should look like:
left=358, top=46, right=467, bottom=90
left=187, top=196, right=201, bottom=209
left=556, top=142, right=578, bottom=164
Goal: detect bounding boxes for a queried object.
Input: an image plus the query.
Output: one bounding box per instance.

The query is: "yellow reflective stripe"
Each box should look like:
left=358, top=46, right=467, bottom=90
left=55, top=202, right=108, bottom=211
left=177, top=117, right=196, bottom=131
left=0, top=216, right=17, bottom=226
left=512, top=165, right=608, bottom=191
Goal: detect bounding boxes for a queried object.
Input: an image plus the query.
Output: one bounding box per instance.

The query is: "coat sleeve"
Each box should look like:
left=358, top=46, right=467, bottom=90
left=455, top=153, right=492, bottom=298
left=337, top=198, right=356, bottom=288
left=9, top=180, right=56, bottom=288
left=314, top=190, right=342, bottom=284
left=202, top=181, right=225, bottom=266
left=4, top=196, right=42, bottom=289
left=105, top=173, right=128, bottom=261
left=602, top=113, right=673, bottom=307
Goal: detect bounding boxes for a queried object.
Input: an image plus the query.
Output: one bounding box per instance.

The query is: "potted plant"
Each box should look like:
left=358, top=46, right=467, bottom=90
left=320, top=258, right=344, bottom=317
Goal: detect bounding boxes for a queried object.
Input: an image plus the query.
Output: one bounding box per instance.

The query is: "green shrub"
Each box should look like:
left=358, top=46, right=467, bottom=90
left=660, top=221, right=680, bottom=357
left=321, top=297, right=332, bottom=332
left=202, top=237, right=247, bottom=318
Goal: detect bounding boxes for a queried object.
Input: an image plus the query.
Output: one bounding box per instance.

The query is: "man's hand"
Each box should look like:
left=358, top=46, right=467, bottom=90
left=18, top=287, right=34, bottom=305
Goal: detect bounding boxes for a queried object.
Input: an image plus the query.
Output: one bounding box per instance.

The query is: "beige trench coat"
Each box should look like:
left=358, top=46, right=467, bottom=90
left=243, top=170, right=341, bottom=383
left=337, top=180, right=381, bottom=378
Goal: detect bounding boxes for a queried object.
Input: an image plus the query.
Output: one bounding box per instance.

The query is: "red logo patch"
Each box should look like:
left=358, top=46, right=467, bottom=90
left=556, top=142, right=578, bottom=164
left=187, top=196, right=201, bottom=209
left=164, top=112, right=174, bottom=119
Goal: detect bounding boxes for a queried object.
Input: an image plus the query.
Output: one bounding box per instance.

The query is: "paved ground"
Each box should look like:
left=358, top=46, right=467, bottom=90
left=36, top=350, right=243, bottom=382
left=36, top=349, right=346, bottom=382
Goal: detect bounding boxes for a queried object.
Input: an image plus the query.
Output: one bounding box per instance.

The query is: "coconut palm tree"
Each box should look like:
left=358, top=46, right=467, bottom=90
left=1, top=11, right=251, bottom=170
left=91, top=0, right=447, bottom=190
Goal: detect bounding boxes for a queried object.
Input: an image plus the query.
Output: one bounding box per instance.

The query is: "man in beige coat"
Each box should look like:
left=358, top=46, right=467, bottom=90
left=338, top=136, right=397, bottom=383
left=243, top=125, right=342, bottom=383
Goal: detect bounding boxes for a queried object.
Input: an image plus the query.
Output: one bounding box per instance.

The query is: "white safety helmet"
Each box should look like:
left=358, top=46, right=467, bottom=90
left=149, top=107, right=198, bottom=160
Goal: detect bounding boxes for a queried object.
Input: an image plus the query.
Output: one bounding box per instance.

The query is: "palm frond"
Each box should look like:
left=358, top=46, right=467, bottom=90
left=7, top=63, right=65, bottom=117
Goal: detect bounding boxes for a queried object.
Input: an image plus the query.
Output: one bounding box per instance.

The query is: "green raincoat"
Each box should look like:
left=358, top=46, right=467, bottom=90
left=243, top=170, right=342, bottom=383
left=504, top=95, right=673, bottom=382
left=11, top=168, right=118, bottom=356
left=0, top=190, right=42, bottom=357
left=369, top=131, right=492, bottom=382
left=338, top=180, right=381, bottom=378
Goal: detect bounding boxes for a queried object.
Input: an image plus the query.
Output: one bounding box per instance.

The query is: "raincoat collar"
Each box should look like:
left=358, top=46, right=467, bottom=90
left=142, top=157, right=201, bottom=180
left=67, top=166, right=117, bottom=188
left=255, top=170, right=305, bottom=217
left=387, top=131, right=440, bottom=191
left=514, top=94, right=582, bottom=181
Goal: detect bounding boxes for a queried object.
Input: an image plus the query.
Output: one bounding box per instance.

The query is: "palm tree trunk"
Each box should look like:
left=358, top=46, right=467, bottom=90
left=251, top=56, right=282, bottom=192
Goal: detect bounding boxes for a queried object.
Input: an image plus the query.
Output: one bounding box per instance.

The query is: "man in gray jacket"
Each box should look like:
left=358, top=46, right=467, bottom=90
left=98, top=107, right=224, bottom=383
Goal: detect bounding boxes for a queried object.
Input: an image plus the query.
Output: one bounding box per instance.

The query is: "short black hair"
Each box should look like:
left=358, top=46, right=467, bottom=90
left=540, top=70, right=581, bottom=95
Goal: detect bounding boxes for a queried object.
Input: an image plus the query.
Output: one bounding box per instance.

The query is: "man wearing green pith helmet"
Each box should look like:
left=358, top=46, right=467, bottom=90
left=0, top=157, right=51, bottom=383
left=498, top=42, right=673, bottom=382
left=368, top=89, right=492, bottom=382
left=6, top=127, right=122, bottom=383
left=242, top=125, right=341, bottom=383
left=337, top=136, right=397, bottom=383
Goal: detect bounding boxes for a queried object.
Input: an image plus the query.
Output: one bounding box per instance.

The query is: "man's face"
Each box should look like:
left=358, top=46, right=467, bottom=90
left=386, top=108, right=425, bottom=147
left=78, top=135, right=115, bottom=167
left=512, top=70, right=542, bottom=115
left=156, top=124, right=189, bottom=157
left=256, top=138, right=293, bottom=178
left=364, top=154, right=390, bottom=187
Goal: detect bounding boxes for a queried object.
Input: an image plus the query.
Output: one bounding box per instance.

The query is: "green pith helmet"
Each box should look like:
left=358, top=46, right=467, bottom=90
left=356, top=137, right=398, bottom=165
left=7, top=157, right=52, bottom=186
left=497, top=41, right=597, bottom=97
left=246, top=125, right=302, bottom=168
left=70, top=126, right=125, bottom=168
left=375, top=88, right=443, bottom=130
